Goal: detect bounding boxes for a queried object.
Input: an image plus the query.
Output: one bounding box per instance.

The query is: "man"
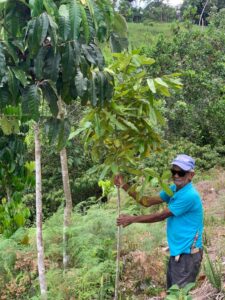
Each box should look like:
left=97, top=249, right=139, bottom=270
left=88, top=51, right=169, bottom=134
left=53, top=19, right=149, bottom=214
left=115, top=154, right=203, bottom=289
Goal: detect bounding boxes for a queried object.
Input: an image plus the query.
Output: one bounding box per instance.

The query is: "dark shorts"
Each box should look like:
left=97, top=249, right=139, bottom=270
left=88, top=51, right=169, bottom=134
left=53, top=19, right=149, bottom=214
left=167, top=250, right=203, bottom=289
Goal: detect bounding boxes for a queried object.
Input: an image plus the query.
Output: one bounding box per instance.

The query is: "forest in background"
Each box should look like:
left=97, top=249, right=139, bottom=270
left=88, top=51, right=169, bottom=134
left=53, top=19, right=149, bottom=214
left=0, top=0, right=225, bottom=299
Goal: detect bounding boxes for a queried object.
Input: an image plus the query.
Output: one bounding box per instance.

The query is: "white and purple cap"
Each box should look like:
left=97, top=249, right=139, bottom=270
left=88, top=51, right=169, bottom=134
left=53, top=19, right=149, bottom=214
left=171, top=154, right=195, bottom=171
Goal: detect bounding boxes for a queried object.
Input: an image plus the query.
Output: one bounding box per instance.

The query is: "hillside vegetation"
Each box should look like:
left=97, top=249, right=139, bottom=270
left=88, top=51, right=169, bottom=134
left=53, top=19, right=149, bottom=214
left=0, top=15, right=225, bottom=299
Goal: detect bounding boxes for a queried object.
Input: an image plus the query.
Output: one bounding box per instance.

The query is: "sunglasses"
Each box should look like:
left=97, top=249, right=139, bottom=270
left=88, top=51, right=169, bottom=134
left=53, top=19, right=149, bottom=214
left=171, top=169, right=188, bottom=177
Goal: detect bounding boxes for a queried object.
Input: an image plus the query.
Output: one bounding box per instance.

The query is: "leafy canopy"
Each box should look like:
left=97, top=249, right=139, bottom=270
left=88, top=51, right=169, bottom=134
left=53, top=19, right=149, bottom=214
left=76, top=50, right=182, bottom=196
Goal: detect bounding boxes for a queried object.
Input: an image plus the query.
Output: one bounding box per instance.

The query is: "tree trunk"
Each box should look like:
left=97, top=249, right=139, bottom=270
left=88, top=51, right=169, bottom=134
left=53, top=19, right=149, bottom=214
left=60, top=147, right=73, bottom=269
left=114, top=186, right=121, bottom=300
left=35, top=123, right=47, bottom=299
left=58, top=97, right=73, bottom=270
left=199, top=0, right=209, bottom=26
left=6, top=185, right=11, bottom=202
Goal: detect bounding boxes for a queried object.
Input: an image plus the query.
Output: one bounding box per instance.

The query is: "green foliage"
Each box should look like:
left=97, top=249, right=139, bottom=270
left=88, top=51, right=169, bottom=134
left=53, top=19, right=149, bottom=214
left=143, top=2, right=177, bottom=23
left=72, top=174, right=101, bottom=204
left=166, top=283, right=194, bottom=300
left=203, top=249, right=223, bottom=291
left=98, top=179, right=113, bottom=197
left=143, top=26, right=225, bottom=145
left=76, top=50, right=182, bottom=179
left=142, top=139, right=224, bottom=173
left=208, top=8, right=225, bottom=29
left=0, top=199, right=30, bottom=237
left=41, top=204, right=166, bottom=299
left=0, top=199, right=166, bottom=299
left=0, top=0, right=119, bottom=154
left=0, top=130, right=34, bottom=236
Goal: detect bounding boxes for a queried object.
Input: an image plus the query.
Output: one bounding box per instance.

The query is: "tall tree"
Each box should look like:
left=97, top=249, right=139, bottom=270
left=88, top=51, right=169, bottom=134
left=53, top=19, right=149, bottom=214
left=57, top=98, right=73, bottom=270
left=34, top=122, right=47, bottom=299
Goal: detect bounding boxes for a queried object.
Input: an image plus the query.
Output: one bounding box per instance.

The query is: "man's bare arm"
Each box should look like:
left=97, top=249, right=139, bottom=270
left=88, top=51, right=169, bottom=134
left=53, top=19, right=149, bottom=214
left=117, top=208, right=173, bottom=227
left=122, top=183, right=163, bottom=207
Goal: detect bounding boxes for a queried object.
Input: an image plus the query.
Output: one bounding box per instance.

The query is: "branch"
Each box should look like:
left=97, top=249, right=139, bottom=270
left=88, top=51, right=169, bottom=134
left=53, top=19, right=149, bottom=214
left=199, top=0, right=209, bottom=27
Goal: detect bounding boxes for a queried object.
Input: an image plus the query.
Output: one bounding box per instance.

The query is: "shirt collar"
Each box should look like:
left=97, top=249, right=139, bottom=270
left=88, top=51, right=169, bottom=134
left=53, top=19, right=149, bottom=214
left=175, top=182, right=193, bottom=194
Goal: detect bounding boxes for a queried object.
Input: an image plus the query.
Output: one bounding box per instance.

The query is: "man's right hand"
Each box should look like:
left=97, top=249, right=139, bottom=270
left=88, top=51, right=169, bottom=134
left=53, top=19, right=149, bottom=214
left=114, top=174, right=124, bottom=187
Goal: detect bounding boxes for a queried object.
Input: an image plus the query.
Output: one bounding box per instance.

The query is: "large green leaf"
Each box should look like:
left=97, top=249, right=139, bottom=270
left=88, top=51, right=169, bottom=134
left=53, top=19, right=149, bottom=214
left=44, top=117, right=71, bottom=150
left=110, top=13, right=128, bottom=52
left=12, top=68, right=28, bottom=86
left=57, top=118, right=71, bottom=151
left=37, top=12, right=50, bottom=46
left=8, top=68, right=19, bottom=100
left=69, top=0, right=81, bottom=40
left=0, top=116, right=14, bottom=135
left=43, top=0, right=58, bottom=17
left=4, top=0, right=30, bottom=38
left=27, top=13, right=50, bottom=56
left=75, top=70, right=88, bottom=97
left=82, top=43, right=104, bottom=67
left=43, top=48, right=60, bottom=81
left=34, top=47, right=48, bottom=79
left=45, top=118, right=60, bottom=145
left=41, top=81, right=59, bottom=116
left=22, top=85, right=40, bottom=121
left=80, top=4, right=90, bottom=43
left=110, top=32, right=128, bottom=53
left=59, top=4, right=70, bottom=41
left=3, top=41, right=19, bottom=65
left=0, top=88, right=10, bottom=109
left=0, top=43, right=6, bottom=78
left=61, top=42, right=76, bottom=82
left=29, top=0, right=44, bottom=17
left=26, top=19, right=38, bottom=56
left=89, top=72, right=97, bottom=106
left=147, top=78, right=156, bottom=94
left=48, top=14, right=58, bottom=49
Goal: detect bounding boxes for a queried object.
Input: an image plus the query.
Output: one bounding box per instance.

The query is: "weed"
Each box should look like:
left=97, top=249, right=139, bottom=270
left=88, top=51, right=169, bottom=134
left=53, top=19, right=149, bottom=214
left=203, top=248, right=223, bottom=291
left=166, top=283, right=195, bottom=300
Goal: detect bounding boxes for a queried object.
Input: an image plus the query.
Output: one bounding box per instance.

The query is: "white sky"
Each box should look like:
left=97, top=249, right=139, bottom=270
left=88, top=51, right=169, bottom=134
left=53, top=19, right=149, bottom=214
left=135, top=0, right=184, bottom=8
left=166, top=0, right=183, bottom=6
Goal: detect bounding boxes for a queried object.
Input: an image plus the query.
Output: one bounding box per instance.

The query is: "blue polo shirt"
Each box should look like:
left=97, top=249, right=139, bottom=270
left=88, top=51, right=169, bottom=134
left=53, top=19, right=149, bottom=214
left=160, top=182, right=203, bottom=256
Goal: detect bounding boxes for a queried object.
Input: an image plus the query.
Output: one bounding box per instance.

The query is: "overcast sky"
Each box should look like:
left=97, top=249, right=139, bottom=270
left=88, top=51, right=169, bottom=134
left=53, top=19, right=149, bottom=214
left=134, top=0, right=184, bottom=7
left=167, top=0, right=183, bottom=6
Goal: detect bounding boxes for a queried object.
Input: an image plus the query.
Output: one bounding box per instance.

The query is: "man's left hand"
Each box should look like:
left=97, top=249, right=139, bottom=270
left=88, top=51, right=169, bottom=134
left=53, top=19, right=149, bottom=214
left=117, top=214, right=135, bottom=227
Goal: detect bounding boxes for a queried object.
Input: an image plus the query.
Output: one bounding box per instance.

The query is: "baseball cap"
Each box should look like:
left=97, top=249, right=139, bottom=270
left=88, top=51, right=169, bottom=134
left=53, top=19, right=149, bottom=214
left=171, top=154, right=195, bottom=171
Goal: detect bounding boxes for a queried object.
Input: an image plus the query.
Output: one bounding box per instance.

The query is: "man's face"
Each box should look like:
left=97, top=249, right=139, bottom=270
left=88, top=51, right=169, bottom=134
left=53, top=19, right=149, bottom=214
left=171, top=165, right=194, bottom=190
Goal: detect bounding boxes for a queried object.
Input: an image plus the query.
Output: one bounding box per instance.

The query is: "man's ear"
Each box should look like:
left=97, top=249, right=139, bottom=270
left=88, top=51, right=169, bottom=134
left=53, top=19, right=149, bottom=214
left=189, top=172, right=195, bottom=180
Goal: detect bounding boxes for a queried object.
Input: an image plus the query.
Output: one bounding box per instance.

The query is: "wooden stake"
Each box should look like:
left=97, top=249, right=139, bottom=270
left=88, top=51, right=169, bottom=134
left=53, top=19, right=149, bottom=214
left=114, top=186, right=121, bottom=300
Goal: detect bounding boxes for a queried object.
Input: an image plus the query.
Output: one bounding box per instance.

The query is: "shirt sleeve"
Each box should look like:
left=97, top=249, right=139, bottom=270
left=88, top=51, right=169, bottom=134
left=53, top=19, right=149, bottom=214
left=159, top=190, right=170, bottom=203
left=168, top=194, right=195, bottom=216
left=159, top=185, right=176, bottom=204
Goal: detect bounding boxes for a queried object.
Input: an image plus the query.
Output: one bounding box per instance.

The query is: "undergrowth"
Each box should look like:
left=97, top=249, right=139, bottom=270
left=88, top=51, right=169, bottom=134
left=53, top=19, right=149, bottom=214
left=0, top=195, right=166, bottom=299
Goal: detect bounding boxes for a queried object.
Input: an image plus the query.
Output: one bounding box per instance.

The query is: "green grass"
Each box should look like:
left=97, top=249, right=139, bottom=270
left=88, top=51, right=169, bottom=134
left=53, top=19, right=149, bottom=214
left=127, top=22, right=175, bottom=49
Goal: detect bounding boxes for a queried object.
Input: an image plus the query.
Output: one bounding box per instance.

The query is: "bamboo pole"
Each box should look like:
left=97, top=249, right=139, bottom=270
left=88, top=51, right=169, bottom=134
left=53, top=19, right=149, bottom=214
left=114, top=186, right=121, bottom=300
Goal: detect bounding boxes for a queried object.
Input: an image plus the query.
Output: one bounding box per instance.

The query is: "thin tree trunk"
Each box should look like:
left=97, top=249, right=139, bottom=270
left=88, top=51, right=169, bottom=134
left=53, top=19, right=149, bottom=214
left=58, top=97, right=73, bottom=270
left=114, top=186, right=121, bottom=300
left=35, top=123, right=47, bottom=299
left=199, top=0, right=209, bottom=26
left=60, top=147, right=73, bottom=269
left=6, top=185, right=11, bottom=202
